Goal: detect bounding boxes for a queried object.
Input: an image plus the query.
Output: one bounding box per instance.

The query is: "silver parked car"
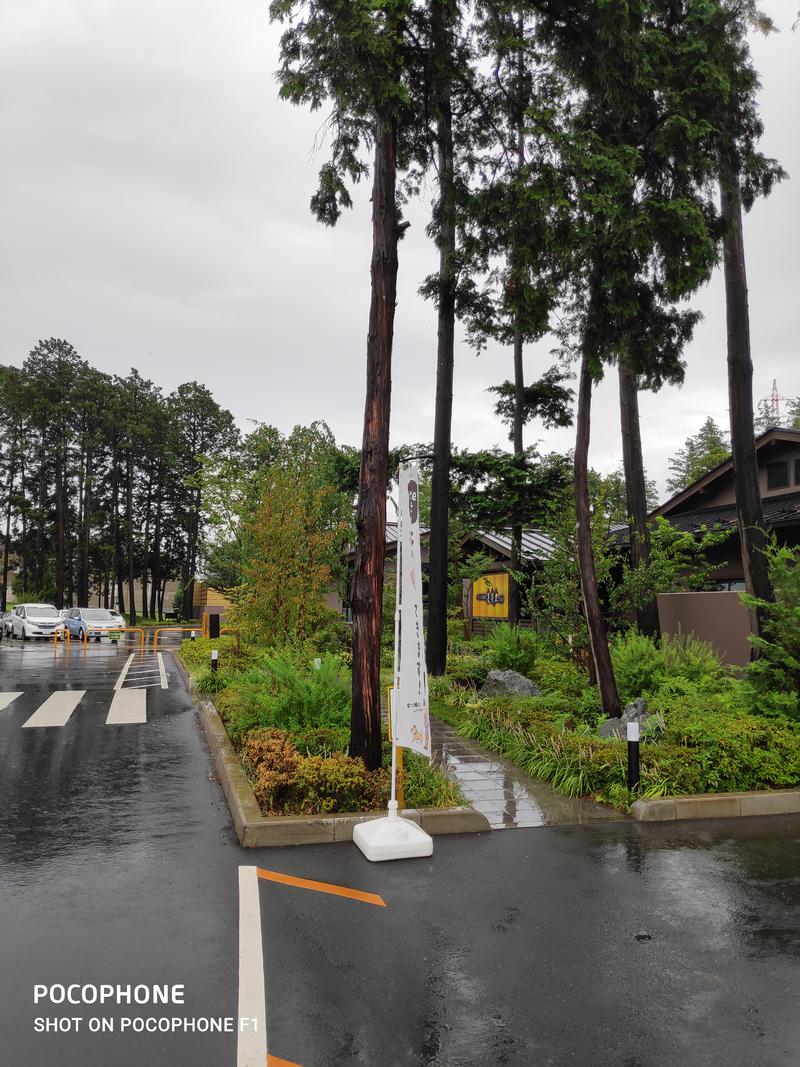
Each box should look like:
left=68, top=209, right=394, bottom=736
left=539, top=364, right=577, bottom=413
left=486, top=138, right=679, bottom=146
left=64, top=607, right=125, bottom=642
left=10, top=604, right=65, bottom=640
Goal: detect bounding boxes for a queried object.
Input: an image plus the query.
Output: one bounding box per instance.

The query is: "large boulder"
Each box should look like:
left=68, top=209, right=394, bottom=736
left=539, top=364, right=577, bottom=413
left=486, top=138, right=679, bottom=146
left=478, top=669, right=542, bottom=699
left=599, top=698, right=651, bottom=740
left=598, top=717, right=625, bottom=739
left=622, top=697, right=651, bottom=730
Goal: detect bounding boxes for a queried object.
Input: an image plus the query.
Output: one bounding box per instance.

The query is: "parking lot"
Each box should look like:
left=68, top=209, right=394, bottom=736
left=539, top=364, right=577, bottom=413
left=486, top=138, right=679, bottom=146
left=1, top=641, right=799, bottom=1066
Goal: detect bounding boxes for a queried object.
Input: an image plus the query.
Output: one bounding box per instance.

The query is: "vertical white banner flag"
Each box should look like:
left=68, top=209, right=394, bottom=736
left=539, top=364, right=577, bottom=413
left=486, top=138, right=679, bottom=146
left=394, top=463, right=432, bottom=758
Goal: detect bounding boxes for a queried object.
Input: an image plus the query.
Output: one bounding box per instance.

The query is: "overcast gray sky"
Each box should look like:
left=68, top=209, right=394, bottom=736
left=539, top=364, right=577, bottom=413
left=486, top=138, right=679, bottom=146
left=1, top=1, right=797, bottom=501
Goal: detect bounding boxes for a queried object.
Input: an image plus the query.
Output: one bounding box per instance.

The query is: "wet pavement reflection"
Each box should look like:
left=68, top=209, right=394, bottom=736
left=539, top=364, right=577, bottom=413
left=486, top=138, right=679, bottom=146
left=430, top=716, right=620, bottom=827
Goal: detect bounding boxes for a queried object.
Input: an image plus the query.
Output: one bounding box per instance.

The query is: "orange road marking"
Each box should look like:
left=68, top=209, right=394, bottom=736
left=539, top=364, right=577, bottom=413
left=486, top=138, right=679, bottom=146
left=267, top=1055, right=304, bottom=1067
left=256, top=867, right=386, bottom=908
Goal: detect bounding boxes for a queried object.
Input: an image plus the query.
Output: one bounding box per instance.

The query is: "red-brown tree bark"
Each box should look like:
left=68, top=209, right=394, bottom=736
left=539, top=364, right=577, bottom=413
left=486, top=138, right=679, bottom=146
left=720, top=166, right=772, bottom=626
left=575, top=356, right=621, bottom=719
left=349, top=119, right=399, bottom=771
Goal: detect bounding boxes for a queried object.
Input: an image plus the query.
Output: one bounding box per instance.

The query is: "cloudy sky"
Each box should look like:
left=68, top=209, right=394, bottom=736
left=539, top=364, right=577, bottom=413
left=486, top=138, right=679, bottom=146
left=1, top=1, right=797, bottom=500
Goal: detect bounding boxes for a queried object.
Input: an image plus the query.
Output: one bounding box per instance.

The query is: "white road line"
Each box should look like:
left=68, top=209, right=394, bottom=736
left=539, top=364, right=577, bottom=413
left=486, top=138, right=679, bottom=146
left=237, top=866, right=267, bottom=1067
left=113, top=653, right=136, bottom=691
left=105, top=689, right=147, bottom=725
left=158, top=652, right=168, bottom=689
left=22, top=691, right=85, bottom=729
left=0, top=692, right=23, bottom=711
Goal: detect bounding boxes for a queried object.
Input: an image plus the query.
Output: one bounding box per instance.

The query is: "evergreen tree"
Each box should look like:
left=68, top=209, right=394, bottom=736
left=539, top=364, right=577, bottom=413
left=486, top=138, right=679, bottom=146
left=666, top=418, right=731, bottom=494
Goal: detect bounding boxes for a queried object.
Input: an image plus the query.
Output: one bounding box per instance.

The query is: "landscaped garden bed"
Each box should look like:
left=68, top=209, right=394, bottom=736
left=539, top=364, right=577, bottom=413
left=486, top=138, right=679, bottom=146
left=429, top=623, right=800, bottom=813
left=179, top=635, right=464, bottom=818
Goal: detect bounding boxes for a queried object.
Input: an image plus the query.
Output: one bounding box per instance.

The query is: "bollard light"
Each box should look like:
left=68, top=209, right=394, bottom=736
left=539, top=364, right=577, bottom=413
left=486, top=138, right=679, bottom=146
left=627, top=720, right=641, bottom=792
left=190, top=630, right=196, bottom=641
left=211, top=649, right=219, bottom=672
left=313, top=657, right=322, bottom=670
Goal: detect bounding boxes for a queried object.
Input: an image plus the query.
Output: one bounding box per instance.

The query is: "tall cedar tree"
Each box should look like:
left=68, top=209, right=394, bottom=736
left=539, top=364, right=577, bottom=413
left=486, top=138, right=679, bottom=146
left=270, top=0, right=424, bottom=769
left=678, top=0, right=783, bottom=627
left=538, top=0, right=753, bottom=717
left=456, top=8, right=573, bottom=625
left=424, top=0, right=460, bottom=677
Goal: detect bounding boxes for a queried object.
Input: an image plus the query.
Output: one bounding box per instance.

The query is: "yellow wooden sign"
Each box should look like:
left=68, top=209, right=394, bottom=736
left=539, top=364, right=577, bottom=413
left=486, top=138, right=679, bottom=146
left=472, top=572, right=509, bottom=618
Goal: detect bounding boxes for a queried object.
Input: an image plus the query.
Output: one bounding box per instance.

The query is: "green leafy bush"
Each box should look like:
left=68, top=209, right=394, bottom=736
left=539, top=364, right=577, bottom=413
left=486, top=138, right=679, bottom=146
left=744, top=541, right=800, bottom=720
left=445, top=653, right=487, bottom=688
left=195, top=669, right=232, bottom=693
left=485, top=623, right=540, bottom=677
left=610, top=629, right=725, bottom=704
left=217, top=650, right=350, bottom=743
left=534, top=657, right=588, bottom=699
left=288, top=752, right=388, bottom=814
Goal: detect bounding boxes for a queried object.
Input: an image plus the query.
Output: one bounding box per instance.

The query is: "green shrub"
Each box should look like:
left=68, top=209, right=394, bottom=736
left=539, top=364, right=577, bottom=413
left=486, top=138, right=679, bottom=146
left=402, top=751, right=464, bottom=808
left=534, top=657, right=588, bottom=699
left=292, top=724, right=350, bottom=756
left=485, top=623, right=540, bottom=677
left=217, top=650, right=351, bottom=744
left=288, top=752, right=389, bottom=814
left=610, top=628, right=725, bottom=704
left=744, top=541, right=800, bottom=720
left=179, top=635, right=255, bottom=674
left=194, top=669, right=232, bottom=693
left=445, top=653, right=487, bottom=688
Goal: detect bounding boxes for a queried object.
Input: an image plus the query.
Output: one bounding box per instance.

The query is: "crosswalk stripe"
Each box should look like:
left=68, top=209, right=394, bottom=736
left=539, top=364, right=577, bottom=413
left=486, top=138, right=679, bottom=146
left=158, top=652, right=168, bottom=689
left=114, top=653, right=136, bottom=691
left=106, top=688, right=147, bottom=725
left=22, top=691, right=85, bottom=728
left=0, top=692, right=23, bottom=711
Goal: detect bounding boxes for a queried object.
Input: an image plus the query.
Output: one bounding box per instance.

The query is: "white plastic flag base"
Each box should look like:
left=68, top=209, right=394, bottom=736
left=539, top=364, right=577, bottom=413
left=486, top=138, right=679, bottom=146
left=353, top=804, right=433, bottom=863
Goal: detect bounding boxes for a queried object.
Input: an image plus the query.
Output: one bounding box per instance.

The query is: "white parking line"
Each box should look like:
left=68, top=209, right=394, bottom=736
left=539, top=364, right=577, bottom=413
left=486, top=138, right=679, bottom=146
left=22, top=691, right=85, bottom=728
left=158, top=652, right=168, bottom=689
left=114, top=654, right=135, bottom=691
left=237, top=866, right=267, bottom=1067
left=0, top=692, right=23, bottom=711
left=106, top=689, right=147, bottom=725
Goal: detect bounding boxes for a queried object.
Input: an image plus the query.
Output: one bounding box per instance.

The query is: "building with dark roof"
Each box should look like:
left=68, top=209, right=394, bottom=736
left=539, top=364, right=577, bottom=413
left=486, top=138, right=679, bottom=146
left=652, top=427, right=800, bottom=589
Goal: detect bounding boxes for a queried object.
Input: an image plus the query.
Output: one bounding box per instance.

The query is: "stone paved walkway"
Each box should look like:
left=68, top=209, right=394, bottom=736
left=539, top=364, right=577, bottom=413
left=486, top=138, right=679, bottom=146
left=430, top=716, right=621, bottom=829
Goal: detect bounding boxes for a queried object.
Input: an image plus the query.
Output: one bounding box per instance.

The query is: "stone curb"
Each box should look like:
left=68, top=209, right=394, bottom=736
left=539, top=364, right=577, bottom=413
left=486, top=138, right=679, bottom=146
left=192, top=693, right=490, bottom=848
left=631, top=789, right=800, bottom=822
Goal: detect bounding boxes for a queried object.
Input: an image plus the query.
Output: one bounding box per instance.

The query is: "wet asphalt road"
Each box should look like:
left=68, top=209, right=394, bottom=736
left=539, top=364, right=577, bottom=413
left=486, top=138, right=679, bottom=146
left=1, top=640, right=800, bottom=1066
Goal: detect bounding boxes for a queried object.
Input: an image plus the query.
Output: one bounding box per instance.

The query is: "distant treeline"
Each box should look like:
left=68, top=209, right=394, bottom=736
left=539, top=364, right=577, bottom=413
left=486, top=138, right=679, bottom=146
left=0, top=338, right=237, bottom=619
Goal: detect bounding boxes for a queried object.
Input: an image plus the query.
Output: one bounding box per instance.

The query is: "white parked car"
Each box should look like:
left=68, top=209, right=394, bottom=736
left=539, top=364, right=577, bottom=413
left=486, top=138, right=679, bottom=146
left=10, top=604, right=65, bottom=641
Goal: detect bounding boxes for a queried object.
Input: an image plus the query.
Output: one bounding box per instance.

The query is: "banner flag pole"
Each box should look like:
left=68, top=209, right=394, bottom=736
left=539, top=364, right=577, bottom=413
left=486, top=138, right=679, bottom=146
left=353, top=462, right=433, bottom=862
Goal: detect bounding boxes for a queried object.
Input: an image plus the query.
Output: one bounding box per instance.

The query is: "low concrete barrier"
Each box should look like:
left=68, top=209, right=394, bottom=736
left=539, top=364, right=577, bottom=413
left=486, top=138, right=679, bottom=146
left=631, top=789, right=800, bottom=822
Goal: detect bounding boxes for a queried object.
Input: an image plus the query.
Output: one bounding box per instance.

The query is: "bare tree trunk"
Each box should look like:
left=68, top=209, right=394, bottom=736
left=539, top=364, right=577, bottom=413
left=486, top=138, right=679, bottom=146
left=150, top=479, right=163, bottom=619
left=508, top=320, right=524, bottom=627
left=426, top=53, right=456, bottom=677
left=720, top=167, right=772, bottom=627
left=349, top=118, right=399, bottom=772
left=126, top=455, right=136, bottom=626
left=618, top=362, right=659, bottom=637
left=79, top=451, right=92, bottom=606
left=575, top=356, right=621, bottom=719
left=55, top=452, right=65, bottom=607
left=508, top=50, right=526, bottom=629
left=2, top=457, right=15, bottom=612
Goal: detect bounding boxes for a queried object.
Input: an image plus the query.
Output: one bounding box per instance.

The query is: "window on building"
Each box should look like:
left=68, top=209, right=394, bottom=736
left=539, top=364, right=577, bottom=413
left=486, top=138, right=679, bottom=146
left=767, top=461, right=789, bottom=490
